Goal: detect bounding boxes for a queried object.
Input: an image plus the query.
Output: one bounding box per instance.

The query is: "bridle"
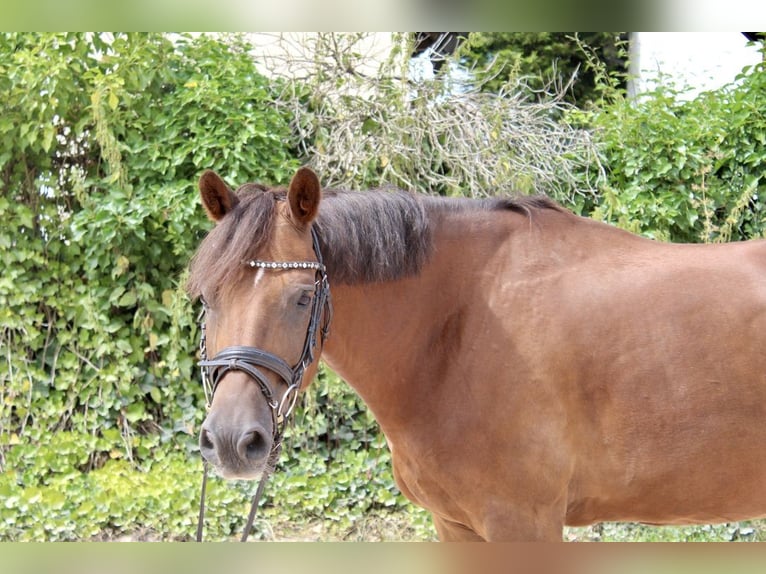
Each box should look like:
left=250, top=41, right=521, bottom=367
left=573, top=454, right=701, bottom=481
left=195, top=226, right=332, bottom=541
left=198, top=227, right=332, bottom=440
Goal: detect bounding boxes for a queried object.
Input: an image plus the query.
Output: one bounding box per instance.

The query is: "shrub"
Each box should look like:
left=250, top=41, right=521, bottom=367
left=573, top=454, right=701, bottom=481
left=0, top=32, right=300, bottom=539
left=265, top=33, right=603, bottom=202
left=572, top=57, right=766, bottom=242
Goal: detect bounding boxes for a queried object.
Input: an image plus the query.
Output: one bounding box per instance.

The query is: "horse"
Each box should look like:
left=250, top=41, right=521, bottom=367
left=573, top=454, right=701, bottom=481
left=186, top=166, right=766, bottom=541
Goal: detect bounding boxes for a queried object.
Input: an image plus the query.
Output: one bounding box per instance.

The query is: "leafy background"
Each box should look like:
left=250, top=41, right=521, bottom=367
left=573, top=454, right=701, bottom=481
left=1, top=32, right=765, bottom=541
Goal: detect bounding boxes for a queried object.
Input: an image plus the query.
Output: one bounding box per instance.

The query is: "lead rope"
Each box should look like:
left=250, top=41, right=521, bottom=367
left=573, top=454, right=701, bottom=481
left=196, top=461, right=271, bottom=542
left=240, top=472, right=270, bottom=542
left=196, top=462, right=208, bottom=542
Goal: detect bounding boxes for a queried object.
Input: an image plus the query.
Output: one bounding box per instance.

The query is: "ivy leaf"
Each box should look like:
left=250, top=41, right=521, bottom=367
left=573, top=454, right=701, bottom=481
left=117, top=289, right=137, bottom=307
left=41, top=125, right=55, bottom=153
left=125, top=401, right=145, bottom=423
left=114, top=255, right=130, bottom=278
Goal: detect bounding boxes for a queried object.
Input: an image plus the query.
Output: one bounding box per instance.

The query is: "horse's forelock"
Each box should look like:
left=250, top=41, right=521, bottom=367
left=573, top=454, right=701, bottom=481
left=186, top=187, right=279, bottom=303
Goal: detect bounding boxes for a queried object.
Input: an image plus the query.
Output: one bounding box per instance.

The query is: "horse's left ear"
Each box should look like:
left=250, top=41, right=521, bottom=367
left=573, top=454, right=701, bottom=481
left=287, top=167, right=321, bottom=227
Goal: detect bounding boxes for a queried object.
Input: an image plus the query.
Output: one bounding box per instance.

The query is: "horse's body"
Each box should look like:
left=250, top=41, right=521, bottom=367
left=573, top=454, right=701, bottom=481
left=188, top=168, right=766, bottom=541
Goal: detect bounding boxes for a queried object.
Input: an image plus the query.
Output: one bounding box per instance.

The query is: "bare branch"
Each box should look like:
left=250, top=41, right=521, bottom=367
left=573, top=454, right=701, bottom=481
left=253, top=33, right=603, bottom=202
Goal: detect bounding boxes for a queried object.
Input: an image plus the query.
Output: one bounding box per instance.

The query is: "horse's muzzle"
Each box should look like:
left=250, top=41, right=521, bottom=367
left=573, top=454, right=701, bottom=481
left=199, top=420, right=273, bottom=480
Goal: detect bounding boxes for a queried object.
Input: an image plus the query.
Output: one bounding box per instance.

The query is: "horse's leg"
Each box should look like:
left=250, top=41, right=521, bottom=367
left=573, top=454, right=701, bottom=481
left=433, top=503, right=565, bottom=542
left=482, top=502, right=566, bottom=542
left=432, top=515, right=486, bottom=541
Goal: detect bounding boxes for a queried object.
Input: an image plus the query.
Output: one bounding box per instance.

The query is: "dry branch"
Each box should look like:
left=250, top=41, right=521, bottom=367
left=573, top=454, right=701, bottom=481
left=252, top=33, right=604, bottom=201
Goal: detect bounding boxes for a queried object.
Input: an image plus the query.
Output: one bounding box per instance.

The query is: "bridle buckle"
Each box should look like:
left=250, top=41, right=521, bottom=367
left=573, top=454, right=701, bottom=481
left=277, top=383, right=300, bottom=420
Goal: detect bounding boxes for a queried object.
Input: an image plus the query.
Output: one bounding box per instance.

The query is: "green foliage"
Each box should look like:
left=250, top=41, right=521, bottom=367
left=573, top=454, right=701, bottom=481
left=0, top=436, right=201, bottom=541
left=458, top=33, right=628, bottom=108
left=0, top=32, right=315, bottom=540
left=0, top=370, right=434, bottom=541
left=572, top=58, right=766, bottom=242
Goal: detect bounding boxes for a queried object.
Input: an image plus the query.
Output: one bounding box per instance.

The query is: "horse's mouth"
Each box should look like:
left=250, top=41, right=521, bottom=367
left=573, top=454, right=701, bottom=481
left=208, top=459, right=268, bottom=481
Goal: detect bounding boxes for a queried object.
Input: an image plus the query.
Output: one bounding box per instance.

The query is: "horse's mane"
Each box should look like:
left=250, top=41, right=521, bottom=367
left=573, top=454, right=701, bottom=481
left=186, top=183, right=562, bottom=301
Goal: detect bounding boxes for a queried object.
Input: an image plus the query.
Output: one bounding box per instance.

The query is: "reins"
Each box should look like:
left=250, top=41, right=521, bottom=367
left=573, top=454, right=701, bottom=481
left=195, top=227, right=332, bottom=542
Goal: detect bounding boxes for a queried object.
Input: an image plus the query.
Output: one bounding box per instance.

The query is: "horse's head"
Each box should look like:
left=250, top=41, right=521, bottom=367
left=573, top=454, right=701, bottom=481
left=189, top=167, right=331, bottom=479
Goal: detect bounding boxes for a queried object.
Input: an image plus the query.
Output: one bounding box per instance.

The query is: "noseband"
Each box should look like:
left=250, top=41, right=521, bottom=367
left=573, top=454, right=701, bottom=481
left=195, top=226, right=332, bottom=541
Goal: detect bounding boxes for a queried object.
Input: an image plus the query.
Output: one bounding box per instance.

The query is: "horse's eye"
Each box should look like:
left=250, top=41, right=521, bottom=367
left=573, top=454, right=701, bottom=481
left=297, top=292, right=312, bottom=307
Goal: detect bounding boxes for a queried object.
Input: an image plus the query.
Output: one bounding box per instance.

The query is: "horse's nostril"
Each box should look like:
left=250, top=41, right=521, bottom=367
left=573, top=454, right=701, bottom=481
left=200, top=427, right=215, bottom=455
left=237, top=428, right=269, bottom=462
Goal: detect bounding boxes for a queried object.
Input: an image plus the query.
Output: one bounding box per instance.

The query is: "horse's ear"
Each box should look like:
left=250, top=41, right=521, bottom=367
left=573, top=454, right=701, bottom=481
left=199, top=170, right=239, bottom=222
left=287, top=167, right=321, bottom=227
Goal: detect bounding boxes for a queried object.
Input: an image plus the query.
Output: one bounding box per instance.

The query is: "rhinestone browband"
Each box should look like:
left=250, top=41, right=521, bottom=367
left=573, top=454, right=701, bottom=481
left=248, top=260, right=325, bottom=271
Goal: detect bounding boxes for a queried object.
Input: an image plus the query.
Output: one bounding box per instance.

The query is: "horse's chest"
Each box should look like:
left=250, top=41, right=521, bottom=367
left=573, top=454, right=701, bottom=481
left=387, top=440, right=469, bottom=520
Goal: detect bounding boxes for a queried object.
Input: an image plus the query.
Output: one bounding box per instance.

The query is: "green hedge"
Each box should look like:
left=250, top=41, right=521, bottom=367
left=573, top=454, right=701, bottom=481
left=572, top=57, right=766, bottom=242
left=0, top=374, right=432, bottom=541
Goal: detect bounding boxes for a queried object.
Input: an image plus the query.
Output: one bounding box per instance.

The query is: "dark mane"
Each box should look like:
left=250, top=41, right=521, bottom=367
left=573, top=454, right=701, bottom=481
left=316, top=190, right=563, bottom=284
left=314, top=189, right=431, bottom=284
left=186, top=182, right=563, bottom=300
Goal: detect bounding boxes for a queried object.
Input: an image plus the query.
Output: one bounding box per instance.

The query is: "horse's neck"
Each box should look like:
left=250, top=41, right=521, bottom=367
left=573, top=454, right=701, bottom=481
left=319, top=208, right=535, bottom=434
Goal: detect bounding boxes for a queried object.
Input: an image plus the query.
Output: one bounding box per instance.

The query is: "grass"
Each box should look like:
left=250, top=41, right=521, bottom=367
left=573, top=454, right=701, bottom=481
left=565, top=521, right=766, bottom=543
left=254, top=517, right=766, bottom=542
left=108, top=516, right=766, bottom=542
left=251, top=509, right=438, bottom=542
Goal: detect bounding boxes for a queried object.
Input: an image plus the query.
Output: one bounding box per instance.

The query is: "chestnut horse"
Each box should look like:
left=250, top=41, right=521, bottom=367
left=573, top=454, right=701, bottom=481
left=187, top=166, right=766, bottom=541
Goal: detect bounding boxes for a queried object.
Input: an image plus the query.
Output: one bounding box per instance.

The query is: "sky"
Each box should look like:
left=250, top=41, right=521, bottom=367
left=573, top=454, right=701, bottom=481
left=631, top=32, right=764, bottom=99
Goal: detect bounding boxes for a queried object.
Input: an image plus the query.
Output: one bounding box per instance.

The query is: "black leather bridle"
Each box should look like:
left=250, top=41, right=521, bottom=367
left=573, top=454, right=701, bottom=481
left=195, top=227, right=332, bottom=541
